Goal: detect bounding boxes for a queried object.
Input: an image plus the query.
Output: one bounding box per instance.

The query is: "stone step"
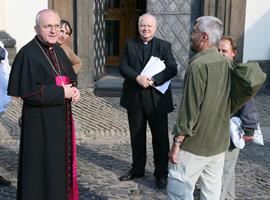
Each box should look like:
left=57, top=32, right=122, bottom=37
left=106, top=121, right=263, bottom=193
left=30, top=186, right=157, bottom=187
left=94, top=75, right=183, bottom=97
left=94, top=76, right=123, bottom=97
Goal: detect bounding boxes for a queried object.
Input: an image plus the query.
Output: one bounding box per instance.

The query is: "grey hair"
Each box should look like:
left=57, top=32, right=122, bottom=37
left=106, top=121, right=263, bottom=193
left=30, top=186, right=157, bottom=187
left=138, top=13, right=157, bottom=27
left=196, top=16, right=223, bottom=45
left=35, top=9, right=59, bottom=26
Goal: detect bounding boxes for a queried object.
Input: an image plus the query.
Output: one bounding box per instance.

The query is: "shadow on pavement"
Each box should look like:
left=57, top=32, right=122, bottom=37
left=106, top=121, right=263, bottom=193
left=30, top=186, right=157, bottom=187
left=78, top=183, right=109, bottom=200
left=0, top=184, right=17, bottom=200
left=77, top=144, right=161, bottom=191
left=239, top=140, right=270, bottom=169
left=0, top=145, right=18, bottom=177
left=0, top=145, right=18, bottom=200
left=0, top=115, right=20, bottom=141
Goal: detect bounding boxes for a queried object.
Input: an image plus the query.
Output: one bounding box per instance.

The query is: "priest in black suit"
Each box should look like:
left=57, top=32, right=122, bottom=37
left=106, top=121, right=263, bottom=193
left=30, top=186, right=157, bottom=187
left=118, top=13, right=177, bottom=189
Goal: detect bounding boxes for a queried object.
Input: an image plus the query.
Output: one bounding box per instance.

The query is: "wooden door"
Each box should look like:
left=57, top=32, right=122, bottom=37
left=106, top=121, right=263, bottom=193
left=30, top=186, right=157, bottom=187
left=105, top=0, right=146, bottom=66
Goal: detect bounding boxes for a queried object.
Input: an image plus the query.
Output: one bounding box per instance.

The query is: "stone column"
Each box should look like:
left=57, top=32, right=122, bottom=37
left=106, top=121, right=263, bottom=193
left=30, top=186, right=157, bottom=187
left=48, top=0, right=74, bottom=48
left=0, top=0, right=6, bottom=31
left=201, top=0, right=247, bottom=62
left=0, top=0, right=16, bottom=47
left=76, top=0, right=95, bottom=88
left=0, top=0, right=16, bottom=64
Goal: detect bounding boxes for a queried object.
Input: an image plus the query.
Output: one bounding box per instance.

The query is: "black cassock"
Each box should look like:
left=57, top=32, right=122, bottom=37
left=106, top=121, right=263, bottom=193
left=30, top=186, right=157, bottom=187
left=8, top=36, right=77, bottom=200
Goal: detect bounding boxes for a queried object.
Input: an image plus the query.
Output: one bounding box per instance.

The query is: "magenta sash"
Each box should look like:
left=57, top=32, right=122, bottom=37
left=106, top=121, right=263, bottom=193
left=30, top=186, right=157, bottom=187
left=56, top=76, right=79, bottom=200
left=55, top=76, right=70, bottom=86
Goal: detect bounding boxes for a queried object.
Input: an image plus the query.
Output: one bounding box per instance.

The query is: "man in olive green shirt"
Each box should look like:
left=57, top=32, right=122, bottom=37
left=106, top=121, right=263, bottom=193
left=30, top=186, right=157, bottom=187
left=167, top=16, right=231, bottom=200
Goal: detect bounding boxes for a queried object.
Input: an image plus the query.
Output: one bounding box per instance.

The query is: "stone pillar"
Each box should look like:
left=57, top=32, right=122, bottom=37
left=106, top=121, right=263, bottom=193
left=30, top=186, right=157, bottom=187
left=0, top=0, right=6, bottom=31
left=201, top=0, right=247, bottom=62
left=49, top=0, right=94, bottom=88
left=0, top=0, right=16, bottom=64
left=48, top=0, right=74, bottom=48
left=76, top=0, right=95, bottom=88
left=0, top=0, right=16, bottom=47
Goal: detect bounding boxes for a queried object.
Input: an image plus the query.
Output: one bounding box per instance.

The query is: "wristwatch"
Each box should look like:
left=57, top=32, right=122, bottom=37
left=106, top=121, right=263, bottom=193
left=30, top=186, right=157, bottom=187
left=173, top=136, right=183, bottom=145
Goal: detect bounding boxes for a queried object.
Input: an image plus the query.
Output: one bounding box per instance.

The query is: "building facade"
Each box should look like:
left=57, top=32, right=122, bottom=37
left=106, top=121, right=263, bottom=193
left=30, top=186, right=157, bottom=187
left=49, top=0, right=248, bottom=88
left=1, top=0, right=269, bottom=89
left=50, top=0, right=202, bottom=88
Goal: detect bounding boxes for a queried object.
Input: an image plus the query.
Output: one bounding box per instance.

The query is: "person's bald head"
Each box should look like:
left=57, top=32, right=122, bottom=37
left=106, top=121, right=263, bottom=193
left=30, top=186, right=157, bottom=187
left=34, top=9, right=61, bottom=46
left=138, top=13, right=157, bottom=42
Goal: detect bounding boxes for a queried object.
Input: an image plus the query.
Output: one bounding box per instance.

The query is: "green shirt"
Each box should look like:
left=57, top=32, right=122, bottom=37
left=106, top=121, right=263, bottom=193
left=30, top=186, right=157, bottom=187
left=173, top=48, right=232, bottom=156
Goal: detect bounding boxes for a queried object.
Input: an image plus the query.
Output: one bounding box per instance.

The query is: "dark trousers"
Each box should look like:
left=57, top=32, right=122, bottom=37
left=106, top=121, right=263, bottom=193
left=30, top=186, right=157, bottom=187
left=127, top=110, right=169, bottom=178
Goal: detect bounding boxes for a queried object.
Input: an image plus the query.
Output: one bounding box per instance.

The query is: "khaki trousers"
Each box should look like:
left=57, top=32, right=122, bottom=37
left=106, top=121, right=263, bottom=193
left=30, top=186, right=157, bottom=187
left=220, top=148, right=240, bottom=200
left=167, top=150, right=225, bottom=200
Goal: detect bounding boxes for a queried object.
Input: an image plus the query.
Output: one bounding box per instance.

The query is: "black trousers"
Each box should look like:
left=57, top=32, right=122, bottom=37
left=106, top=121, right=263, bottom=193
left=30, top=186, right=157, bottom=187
left=127, top=109, right=169, bottom=178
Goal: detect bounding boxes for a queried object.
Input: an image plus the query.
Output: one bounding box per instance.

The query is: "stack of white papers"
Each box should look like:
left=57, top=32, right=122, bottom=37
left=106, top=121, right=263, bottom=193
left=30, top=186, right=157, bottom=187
left=140, top=56, right=171, bottom=94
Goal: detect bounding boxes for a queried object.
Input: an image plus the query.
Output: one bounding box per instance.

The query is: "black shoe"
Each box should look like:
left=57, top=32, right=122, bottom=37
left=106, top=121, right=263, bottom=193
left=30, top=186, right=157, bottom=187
left=155, top=177, right=167, bottom=189
left=0, top=176, right=11, bottom=186
left=118, top=170, right=144, bottom=181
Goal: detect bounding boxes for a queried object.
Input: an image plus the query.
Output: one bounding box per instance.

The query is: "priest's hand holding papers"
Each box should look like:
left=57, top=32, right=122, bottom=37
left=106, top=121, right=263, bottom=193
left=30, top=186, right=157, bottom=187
left=140, top=56, right=171, bottom=94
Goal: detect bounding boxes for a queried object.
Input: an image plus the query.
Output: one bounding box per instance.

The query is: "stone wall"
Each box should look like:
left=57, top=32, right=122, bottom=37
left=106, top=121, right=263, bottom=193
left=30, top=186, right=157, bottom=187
left=48, top=0, right=253, bottom=89
left=147, top=0, right=200, bottom=79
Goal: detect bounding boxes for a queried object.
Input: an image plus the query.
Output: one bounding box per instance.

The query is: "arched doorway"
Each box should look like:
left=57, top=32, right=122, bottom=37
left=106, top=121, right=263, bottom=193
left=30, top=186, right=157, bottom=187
left=105, top=0, right=146, bottom=67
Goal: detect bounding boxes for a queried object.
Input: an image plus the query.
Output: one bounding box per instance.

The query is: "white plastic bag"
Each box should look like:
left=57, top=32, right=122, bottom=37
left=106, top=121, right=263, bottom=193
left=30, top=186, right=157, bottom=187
left=230, top=117, right=245, bottom=149
left=230, top=117, right=264, bottom=148
left=253, top=123, right=264, bottom=145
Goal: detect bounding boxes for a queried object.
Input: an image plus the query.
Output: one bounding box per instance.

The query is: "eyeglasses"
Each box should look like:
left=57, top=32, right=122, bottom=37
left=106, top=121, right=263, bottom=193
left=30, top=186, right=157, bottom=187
left=38, top=24, right=60, bottom=32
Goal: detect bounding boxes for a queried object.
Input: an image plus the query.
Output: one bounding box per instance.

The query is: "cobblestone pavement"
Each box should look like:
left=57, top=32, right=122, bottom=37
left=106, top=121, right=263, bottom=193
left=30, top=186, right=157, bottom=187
left=0, top=89, right=269, bottom=200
